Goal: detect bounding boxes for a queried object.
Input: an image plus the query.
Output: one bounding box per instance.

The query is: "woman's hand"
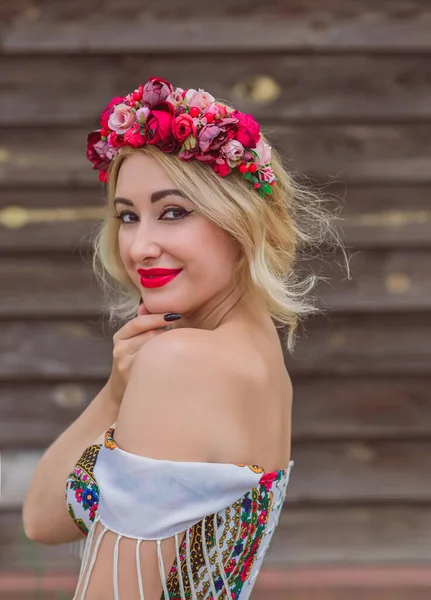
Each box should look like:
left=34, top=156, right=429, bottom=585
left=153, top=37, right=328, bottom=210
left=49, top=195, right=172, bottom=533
left=107, top=302, right=182, bottom=404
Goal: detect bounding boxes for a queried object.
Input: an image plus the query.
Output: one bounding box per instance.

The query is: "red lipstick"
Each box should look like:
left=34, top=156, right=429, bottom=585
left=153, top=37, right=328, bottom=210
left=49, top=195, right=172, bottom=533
left=137, top=268, right=182, bottom=289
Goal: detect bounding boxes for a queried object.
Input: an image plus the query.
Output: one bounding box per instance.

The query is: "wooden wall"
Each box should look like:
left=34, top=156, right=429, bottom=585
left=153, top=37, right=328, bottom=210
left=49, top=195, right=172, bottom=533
left=1, top=1, right=430, bottom=598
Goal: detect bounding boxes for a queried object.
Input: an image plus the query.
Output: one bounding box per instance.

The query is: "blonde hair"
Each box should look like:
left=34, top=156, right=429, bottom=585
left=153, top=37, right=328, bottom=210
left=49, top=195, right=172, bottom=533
left=91, top=132, right=347, bottom=352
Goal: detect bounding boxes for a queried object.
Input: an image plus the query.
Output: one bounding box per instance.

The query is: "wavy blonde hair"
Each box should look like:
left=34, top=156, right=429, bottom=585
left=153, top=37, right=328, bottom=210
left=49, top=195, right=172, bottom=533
left=91, top=131, right=346, bottom=352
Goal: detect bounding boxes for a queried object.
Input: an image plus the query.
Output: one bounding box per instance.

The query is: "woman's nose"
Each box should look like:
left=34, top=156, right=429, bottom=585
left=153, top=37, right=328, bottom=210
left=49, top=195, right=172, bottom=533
left=129, top=224, right=163, bottom=262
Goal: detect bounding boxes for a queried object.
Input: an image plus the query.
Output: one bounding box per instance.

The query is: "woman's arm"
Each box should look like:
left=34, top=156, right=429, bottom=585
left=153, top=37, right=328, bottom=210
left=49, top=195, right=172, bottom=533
left=22, top=381, right=121, bottom=544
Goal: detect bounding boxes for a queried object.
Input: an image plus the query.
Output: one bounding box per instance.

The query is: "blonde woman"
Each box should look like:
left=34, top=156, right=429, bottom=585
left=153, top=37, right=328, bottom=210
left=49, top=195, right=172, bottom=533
left=23, top=77, right=341, bottom=599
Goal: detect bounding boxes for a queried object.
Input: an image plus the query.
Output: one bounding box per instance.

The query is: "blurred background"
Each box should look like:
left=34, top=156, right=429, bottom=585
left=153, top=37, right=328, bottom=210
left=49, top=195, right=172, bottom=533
left=0, top=1, right=430, bottom=599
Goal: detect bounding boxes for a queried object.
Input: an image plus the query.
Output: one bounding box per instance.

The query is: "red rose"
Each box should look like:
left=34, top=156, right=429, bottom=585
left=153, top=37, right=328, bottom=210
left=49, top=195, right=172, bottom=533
left=233, top=110, right=260, bottom=149
left=100, top=97, right=124, bottom=130
left=99, top=170, right=109, bottom=183
left=141, top=77, right=174, bottom=106
left=172, top=113, right=196, bottom=143
left=123, top=122, right=146, bottom=147
left=146, top=102, right=178, bottom=152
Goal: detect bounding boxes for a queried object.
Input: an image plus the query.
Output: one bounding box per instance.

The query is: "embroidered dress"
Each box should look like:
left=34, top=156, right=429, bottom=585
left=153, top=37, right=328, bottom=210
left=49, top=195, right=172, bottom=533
left=65, top=426, right=293, bottom=599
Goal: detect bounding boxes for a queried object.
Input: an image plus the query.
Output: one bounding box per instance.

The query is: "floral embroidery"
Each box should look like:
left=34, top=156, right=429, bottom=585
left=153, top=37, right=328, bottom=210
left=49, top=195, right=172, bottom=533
left=65, top=428, right=290, bottom=597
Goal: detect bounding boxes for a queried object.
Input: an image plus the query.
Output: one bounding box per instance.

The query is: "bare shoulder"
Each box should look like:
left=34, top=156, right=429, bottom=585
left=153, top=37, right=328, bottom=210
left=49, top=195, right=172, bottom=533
left=113, top=328, right=250, bottom=462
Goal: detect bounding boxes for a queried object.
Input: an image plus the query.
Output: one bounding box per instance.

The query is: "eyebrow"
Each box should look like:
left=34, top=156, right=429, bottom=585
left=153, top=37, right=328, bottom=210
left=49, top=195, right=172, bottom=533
left=113, top=189, right=185, bottom=208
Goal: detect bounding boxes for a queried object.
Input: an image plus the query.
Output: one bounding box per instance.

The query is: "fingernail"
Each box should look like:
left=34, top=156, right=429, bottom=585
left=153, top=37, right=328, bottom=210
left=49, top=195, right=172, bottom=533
left=164, top=313, right=182, bottom=322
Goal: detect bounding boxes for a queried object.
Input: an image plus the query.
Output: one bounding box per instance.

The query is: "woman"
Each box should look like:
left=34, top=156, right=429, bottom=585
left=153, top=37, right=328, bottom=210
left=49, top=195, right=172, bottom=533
left=23, top=77, right=340, bottom=599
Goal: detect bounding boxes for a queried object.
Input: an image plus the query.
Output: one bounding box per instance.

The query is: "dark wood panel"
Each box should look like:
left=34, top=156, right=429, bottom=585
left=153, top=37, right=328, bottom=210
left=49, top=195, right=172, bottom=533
left=337, top=185, right=431, bottom=249
left=2, top=377, right=429, bottom=449
left=1, top=125, right=430, bottom=187
left=0, top=249, right=429, bottom=317
left=286, top=312, right=431, bottom=375
left=3, top=55, right=431, bottom=125
left=2, top=504, right=430, bottom=571
left=2, top=0, right=431, bottom=52
left=1, top=186, right=430, bottom=251
left=0, top=313, right=430, bottom=380
left=292, top=376, right=431, bottom=442
left=3, top=441, right=431, bottom=507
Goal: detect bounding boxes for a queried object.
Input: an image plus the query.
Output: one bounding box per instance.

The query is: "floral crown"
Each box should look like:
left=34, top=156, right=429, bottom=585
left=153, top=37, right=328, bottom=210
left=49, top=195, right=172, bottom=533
left=86, top=76, right=277, bottom=198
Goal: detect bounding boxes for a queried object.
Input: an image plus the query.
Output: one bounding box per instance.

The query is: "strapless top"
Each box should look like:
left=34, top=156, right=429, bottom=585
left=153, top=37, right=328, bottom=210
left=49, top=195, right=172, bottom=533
left=65, top=426, right=293, bottom=599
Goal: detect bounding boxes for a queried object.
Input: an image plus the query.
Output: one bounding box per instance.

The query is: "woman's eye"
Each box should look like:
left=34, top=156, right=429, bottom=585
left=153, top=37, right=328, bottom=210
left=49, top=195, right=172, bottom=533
left=115, top=211, right=138, bottom=224
left=159, top=207, right=191, bottom=220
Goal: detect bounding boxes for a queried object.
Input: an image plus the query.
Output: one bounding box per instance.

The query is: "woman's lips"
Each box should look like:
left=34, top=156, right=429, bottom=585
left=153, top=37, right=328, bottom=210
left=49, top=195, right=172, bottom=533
left=137, top=269, right=182, bottom=289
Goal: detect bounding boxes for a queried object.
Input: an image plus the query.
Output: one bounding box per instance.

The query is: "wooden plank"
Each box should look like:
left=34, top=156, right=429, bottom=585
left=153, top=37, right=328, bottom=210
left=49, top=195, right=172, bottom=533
left=336, top=185, right=431, bottom=249
left=0, top=313, right=430, bottom=380
left=285, top=312, right=431, bottom=375
left=2, top=505, right=430, bottom=571
left=0, top=188, right=102, bottom=252
left=3, top=55, right=431, bottom=125
left=291, top=376, right=431, bottom=442
left=2, top=0, right=431, bottom=53
left=1, top=186, right=430, bottom=252
left=2, top=441, right=431, bottom=508
left=0, top=249, right=430, bottom=317
left=0, top=382, right=101, bottom=449
left=1, top=125, right=430, bottom=187
left=1, top=377, right=430, bottom=449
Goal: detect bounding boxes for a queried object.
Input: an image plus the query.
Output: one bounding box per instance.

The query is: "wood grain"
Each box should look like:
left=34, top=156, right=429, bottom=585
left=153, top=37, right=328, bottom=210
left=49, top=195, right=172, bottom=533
left=2, top=0, right=431, bottom=52
left=1, top=125, right=430, bottom=187
left=1, top=377, right=429, bottom=449
left=3, top=55, right=431, bottom=125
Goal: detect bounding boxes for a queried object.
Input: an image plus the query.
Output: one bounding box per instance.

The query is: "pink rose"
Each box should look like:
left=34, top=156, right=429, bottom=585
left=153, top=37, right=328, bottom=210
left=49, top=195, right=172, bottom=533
left=108, top=103, right=136, bottom=134
left=107, top=131, right=123, bottom=148
left=141, top=77, right=174, bottom=106
left=233, top=110, right=260, bottom=149
left=185, top=88, right=215, bottom=110
left=123, top=122, right=146, bottom=147
left=255, top=139, right=272, bottom=166
left=197, top=117, right=238, bottom=155
left=166, top=88, right=185, bottom=108
left=222, top=139, right=245, bottom=165
left=100, top=96, right=123, bottom=129
left=172, top=113, right=196, bottom=143
left=146, top=101, right=177, bottom=152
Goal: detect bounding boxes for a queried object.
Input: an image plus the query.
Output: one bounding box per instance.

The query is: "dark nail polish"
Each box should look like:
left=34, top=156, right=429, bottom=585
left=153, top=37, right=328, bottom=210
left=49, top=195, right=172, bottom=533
left=164, top=313, right=182, bottom=322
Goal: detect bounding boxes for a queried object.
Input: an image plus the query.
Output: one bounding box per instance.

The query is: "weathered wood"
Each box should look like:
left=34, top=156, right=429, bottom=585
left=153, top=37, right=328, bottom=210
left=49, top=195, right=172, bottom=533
left=2, top=505, right=431, bottom=571
left=0, top=313, right=430, bottom=380
left=286, top=312, right=431, bottom=375
left=2, top=441, right=431, bottom=508
left=1, top=125, right=430, bottom=187
left=1, top=186, right=430, bottom=251
left=2, top=0, right=431, bottom=52
left=0, top=249, right=429, bottom=317
left=0, top=382, right=101, bottom=449
left=1, top=377, right=430, bottom=449
left=291, top=376, right=431, bottom=442
left=336, top=185, right=431, bottom=249
left=3, top=55, right=431, bottom=124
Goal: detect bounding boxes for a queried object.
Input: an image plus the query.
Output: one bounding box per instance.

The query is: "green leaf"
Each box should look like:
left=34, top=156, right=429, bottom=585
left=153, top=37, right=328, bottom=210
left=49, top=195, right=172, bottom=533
left=262, top=183, right=273, bottom=194
left=243, top=172, right=251, bottom=180
left=189, top=135, right=197, bottom=149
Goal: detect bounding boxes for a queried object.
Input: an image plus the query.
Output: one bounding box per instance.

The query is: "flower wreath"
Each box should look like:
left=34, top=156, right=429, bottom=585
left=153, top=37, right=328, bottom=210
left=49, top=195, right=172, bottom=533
left=86, top=77, right=277, bottom=198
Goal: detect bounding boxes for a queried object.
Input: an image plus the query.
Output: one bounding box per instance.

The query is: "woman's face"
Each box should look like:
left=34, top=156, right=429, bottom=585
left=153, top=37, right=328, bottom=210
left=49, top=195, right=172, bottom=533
left=114, top=153, right=241, bottom=316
